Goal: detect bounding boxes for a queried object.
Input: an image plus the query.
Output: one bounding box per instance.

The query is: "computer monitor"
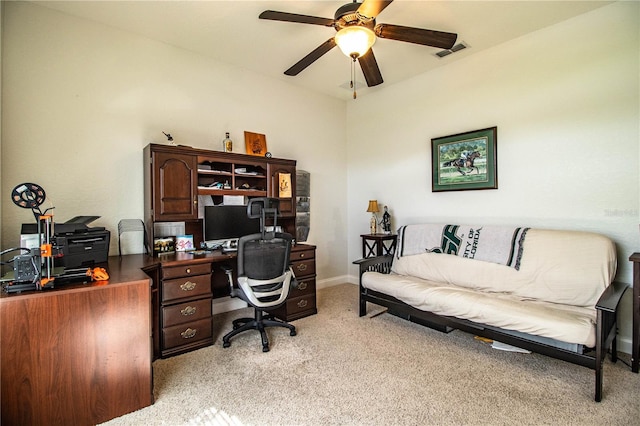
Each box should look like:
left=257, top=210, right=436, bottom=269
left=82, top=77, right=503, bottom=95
left=203, top=205, right=260, bottom=248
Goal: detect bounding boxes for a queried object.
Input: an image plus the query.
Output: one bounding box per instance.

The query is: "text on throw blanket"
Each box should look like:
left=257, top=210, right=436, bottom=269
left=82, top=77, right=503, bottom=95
left=397, top=223, right=529, bottom=269
left=430, top=225, right=483, bottom=259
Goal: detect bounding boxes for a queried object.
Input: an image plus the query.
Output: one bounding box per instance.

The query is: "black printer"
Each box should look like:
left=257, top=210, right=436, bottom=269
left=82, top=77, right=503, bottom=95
left=21, top=216, right=110, bottom=268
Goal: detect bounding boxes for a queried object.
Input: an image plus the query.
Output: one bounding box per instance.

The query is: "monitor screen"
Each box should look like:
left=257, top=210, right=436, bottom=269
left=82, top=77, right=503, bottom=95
left=204, top=205, right=260, bottom=243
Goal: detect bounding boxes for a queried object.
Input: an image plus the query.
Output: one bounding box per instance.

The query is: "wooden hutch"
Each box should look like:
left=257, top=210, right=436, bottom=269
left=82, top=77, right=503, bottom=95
left=143, top=143, right=317, bottom=358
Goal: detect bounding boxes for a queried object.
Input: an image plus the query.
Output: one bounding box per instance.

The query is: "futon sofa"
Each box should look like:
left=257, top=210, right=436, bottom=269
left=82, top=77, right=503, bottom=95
left=355, top=224, right=627, bottom=401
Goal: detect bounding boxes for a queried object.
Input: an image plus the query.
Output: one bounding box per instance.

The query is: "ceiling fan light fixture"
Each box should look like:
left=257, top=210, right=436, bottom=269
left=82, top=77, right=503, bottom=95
left=335, top=26, right=376, bottom=59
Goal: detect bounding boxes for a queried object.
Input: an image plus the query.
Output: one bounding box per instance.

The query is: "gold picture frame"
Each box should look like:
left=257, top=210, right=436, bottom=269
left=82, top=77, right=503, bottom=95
left=244, top=131, right=267, bottom=156
left=278, top=173, right=292, bottom=198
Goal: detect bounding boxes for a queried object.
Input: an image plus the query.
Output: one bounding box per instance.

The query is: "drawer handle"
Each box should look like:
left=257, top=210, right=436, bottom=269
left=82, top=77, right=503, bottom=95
left=181, top=306, right=197, bottom=316
left=299, top=253, right=306, bottom=258
left=185, top=268, right=191, bottom=274
left=297, top=281, right=308, bottom=290
left=297, top=299, right=308, bottom=308
left=181, top=328, right=197, bottom=339
left=180, top=281, right=197, bottom=291
left=296, top=263, right=308, bottom=272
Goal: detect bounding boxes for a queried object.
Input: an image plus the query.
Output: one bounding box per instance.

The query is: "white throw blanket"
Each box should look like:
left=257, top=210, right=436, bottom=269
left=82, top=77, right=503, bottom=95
left=396, top=224, right=529, bottom=269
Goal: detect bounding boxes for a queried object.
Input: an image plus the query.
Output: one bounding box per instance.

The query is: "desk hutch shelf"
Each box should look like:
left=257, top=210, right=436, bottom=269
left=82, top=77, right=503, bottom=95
left=144, top=143, right=297, bottom=246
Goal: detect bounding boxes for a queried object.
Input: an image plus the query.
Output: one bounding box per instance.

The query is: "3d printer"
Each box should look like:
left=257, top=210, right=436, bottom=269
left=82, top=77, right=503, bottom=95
left=1, top=183, right=110, bottom=293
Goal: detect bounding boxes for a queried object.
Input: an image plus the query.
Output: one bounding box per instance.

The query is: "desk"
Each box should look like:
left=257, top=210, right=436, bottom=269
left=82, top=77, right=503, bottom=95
left=361, top=233, right=397, bottom=258
left=0, top=256, right=153, bottom=426
left=629, top=253, right=640, bottom=373
left=146, top=250, right=236, bottom=358
left=143, top=245, right=317, bottom=359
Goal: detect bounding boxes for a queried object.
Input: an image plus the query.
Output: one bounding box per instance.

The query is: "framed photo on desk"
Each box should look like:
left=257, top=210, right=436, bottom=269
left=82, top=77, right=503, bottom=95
left=153, top=237, right=175, bottom=255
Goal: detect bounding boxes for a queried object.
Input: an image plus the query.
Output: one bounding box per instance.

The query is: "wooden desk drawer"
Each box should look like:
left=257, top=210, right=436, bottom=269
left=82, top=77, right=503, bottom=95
left=291, top=259, right=315, bottom=277
left=162, top=318, right=212, bottom=350
left=162, top=274, right=212, bottom=303
left=162, top=263, right=211, bottom=280
left=291, top=277, right=315, bottom=298
left=283, top=294, right=316, bottom=317
left=162, top=298, right=212, bottom=328
left=290, top=248, right=314, bottom=262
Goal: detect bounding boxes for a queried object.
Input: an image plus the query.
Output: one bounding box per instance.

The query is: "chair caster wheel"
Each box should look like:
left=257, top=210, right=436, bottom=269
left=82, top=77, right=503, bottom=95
left=223, top=341, right=231, bottom=348
left=290, top=330, right=297, bottom=336
left=262, top=346, right=270, bottom=352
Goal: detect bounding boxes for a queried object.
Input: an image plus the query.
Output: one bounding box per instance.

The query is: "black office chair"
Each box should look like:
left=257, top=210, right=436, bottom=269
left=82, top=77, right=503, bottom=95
left=222, top=198, right=297, bottom=352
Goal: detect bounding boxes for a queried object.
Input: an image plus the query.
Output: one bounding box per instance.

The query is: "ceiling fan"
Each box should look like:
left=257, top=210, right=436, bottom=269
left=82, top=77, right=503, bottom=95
left=259, top=0, right=457, bottom=91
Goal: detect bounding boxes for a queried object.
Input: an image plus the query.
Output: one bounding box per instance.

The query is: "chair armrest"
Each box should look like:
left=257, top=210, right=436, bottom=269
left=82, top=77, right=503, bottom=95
left=595, top=281, right=629, bottom=313
left=353, top=255, right=394, bottom=276
left=353, top=254, right=393, bottom=265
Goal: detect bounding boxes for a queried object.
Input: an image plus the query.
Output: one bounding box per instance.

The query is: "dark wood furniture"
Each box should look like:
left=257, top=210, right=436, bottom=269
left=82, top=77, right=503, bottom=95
left=270, top=243, right=317, bottom=321
left=144, top=143, right=297, bottom=248
left=0, top=256, right=153, bottom=426
left=354, top=255, right=628, bottom=402
left=361, top=233, right=397, bottom=258
left=143, top=144, right=315, bottom=358
left=145, top=148, right=199, bottom=222
left=142, top=246, right=317, bottom=359
left=629, top=252, right=640, bottom=373
left=160, top=260, right=214, bottom=357
left=143, top=251, right=235, bottom=358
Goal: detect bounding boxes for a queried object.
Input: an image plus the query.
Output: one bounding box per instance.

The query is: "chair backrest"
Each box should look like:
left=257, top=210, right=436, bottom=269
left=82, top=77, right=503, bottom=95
left=246, top=197, right=280, bottom=240
left=237, top=232, right=293, bottom=280
left=236, top=197, right=294, bottom=308
left=236, top=232, right=293, bottom=308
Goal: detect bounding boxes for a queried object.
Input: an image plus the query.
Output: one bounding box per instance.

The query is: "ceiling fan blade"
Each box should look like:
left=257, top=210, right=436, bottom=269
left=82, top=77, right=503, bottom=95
left=357, top=0, right=394, bottom=20
left=375, top=24, right=457, bottom=49
left=358, top=49, right=384, bottom=87
left=284, top=38, right=337, bottom=76
left=259, top=10, right=335, bottom=27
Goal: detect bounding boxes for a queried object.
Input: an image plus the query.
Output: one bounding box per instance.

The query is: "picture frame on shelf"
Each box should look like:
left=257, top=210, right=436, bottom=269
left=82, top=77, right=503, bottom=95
left=431, top=126, right=498, bottom=192
left=278, top=172, right=292, bottom=198
left=244, top=131, right=268, bottom=156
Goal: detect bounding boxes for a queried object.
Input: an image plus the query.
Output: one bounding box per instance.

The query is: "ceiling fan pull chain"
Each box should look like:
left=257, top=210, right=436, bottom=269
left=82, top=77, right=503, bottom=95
left=351, top=57, right=357, bottom=99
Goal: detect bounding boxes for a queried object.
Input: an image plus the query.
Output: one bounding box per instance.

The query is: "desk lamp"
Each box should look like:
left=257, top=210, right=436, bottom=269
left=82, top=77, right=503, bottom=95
left=366, top=200, right=379, bottom=234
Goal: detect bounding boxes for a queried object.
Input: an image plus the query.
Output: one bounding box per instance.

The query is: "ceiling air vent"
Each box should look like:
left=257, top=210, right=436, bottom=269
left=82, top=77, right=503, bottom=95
left=435, top=41, right=469, bottom=59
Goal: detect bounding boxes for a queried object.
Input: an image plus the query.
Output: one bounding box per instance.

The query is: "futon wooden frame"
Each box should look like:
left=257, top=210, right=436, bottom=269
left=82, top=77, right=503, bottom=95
left=355, top=255, right=628, bottom=402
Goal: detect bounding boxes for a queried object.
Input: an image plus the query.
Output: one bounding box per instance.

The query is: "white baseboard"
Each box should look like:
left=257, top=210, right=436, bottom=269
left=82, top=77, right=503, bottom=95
left=618, top=337, right=632, bottom=355
left=316, top=275, right=355, bottom=290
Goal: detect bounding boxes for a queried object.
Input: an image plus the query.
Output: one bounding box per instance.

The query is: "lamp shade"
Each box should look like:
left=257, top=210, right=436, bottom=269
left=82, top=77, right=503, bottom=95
left=335, top=26, right=376, bottom=58
left=366, top=200, right=380, bottom=213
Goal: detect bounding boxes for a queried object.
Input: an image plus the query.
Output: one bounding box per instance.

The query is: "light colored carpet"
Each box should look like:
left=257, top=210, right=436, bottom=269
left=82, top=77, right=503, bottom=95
left=102, top=283, right=640, bottom=426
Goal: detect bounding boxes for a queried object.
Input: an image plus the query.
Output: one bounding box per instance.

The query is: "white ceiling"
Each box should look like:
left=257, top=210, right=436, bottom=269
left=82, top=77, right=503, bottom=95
left=32, top=1, right=612, bottom=100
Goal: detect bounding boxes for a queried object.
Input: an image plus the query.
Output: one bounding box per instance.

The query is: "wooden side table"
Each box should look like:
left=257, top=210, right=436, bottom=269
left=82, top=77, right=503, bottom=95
left=361, top=233, right=397, bottom=258
left=629, top=253, right=640, bottom=373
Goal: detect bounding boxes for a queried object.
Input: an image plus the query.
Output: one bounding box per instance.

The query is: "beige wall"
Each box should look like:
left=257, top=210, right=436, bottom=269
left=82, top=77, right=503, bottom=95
left=0, top=1, right=348, bottom=281
left=346, top=1, right=639, bottom=350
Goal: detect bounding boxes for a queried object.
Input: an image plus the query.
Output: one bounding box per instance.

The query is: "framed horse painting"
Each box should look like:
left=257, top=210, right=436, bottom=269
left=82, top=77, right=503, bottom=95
left=431, top=127, right=498, bottom=192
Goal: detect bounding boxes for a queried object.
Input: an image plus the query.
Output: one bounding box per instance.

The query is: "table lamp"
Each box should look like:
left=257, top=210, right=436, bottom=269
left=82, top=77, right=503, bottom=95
left=366, top=200, right=379, bottom=234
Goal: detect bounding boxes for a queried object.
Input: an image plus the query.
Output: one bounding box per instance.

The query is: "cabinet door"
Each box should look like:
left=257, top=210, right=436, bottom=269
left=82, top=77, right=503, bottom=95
left=152, top=151, right=197, bottom=221
left=267, top=162, right=296, bottom=216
